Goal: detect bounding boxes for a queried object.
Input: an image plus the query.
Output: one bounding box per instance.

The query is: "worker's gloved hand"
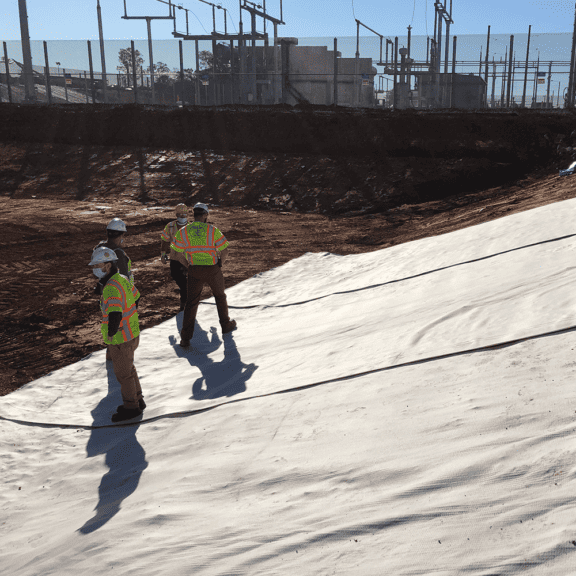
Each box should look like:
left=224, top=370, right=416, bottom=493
left=107, top=311, right=122, bottom=340
left=161, top=254, right=169, bottom=265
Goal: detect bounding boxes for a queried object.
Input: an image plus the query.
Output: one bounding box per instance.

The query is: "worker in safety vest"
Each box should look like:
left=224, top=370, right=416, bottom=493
left=89, top=246, right=145, bottom=423
left=160, top=203, right=189, bottom=310
left=171, top=202, right=236, bottom=347
left=94, top=218, right=134, bottom=296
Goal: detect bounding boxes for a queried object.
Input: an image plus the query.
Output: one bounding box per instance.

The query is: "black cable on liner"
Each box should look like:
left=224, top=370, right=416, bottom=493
left=2, top=322, right=575, bottom=430
left=203, top=233, right=576, bottom=310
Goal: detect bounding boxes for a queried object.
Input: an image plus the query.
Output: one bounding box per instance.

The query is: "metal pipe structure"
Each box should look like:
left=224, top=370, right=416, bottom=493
left=501, top=52, right=507, bottom=106
left=393, top=36, right=398, bottom=108
left=97, top=0, right=107, bottom=103
left=484, top=25, right=490, bottom=106
left=131, top=40, right=138, bottom=103
left=355, top=20, right=360, bottom=106
left=333, top=38, right=338, bottom=106
left=179, top=40, right=185, bottom=105
left=491, top=57, right=496, bottom=107
left=17, top=0, right=35, bottom=102
left=63, top=67, right=69, bottom=102
left=451, top=35, right=456, bottom=107
left=568, top=2, right=576, bottom=107
left=521, top=24, right=531, bottom=108
left=532, top=52, right=540, bottom=108
left=444, top=0, right=452, bottom=74
left=87, top=40, right=96, bottom=103
left=3, top=42, right=12, bottom=103
left=147, top=18, right=156, bottom=103
left=546, top=61, right=552, bottom=106
left=43, top=41, right=52, bottom=104
left=506, top=35, right=514, bottom=106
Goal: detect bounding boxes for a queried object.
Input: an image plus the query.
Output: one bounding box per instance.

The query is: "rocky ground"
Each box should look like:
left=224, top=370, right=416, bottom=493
left=1, top=105, right=576, bottom=395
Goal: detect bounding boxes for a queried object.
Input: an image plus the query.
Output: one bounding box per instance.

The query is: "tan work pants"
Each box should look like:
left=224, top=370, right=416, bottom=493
left=108, top=336, right=142, bottom=410
left=181, top=264, right=230, bottom=340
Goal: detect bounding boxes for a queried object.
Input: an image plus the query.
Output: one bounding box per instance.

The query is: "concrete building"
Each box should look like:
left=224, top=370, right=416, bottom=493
left=200, top=39, right=377, bottom=107
left=411, top=73, right=487, bottom=109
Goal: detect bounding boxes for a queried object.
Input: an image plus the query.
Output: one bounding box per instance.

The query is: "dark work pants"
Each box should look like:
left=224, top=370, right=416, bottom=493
left=170, top=260, right=188, bottom=306
left=181, top=264, right=230, bottom=340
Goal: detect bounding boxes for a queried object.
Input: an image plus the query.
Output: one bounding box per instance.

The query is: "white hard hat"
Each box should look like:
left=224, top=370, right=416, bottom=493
left=106, top=218, right=127, bottom=232
left=89, top=246, right=118, bottom=266
left=175, top=203, right=188, bottom=214
left=193, top=202, right=209, bottom=214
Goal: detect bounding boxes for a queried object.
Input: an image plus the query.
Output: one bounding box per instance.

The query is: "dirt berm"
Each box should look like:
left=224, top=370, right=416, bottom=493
left=2, top=104, right=576, bottom=204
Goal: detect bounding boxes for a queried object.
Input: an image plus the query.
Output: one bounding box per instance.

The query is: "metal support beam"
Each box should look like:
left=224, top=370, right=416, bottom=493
left=97, top=0, right=108, bottom=103
left=87, top=40, right=96, bottom=103
left=3, top=43, right=12, bottom=103
left=506, top=35, right=514, bottom=106
left=131, top=40, right=138, bottom=103
left=43, top=41, right=52, bottom=104
left=568, top=2, right=576, bottom=107
left=18, top=0, right=35, bottom=102
left=521, top=25, right=531, bottom=108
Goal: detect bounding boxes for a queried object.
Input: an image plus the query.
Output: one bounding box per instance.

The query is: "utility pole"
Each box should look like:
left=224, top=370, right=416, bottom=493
left=521, top=24, right=531, bottom=108
left=17, top=0, right=35, bottom=102
left=568, top=2, right=576, bottom=107
left=546, top=61, right=552, bottom=107
left=506, top=35, right=514, bottom=106
left=97, top=0, right=108, bottom=103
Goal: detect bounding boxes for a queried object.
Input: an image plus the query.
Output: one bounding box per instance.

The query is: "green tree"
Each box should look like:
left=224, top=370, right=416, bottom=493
left=118, top=47, right=144, bottom=85
left=197, top=44, right=236, bottom=74
left=153, top=62, right=172, bottom=84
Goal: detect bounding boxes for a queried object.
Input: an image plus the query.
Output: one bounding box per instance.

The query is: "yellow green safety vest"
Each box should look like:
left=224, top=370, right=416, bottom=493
left=171, top=222, right=229, bottom=265
left=100, top=273, right=141, bottom=345
left=161, top=220, right=184, bottom=244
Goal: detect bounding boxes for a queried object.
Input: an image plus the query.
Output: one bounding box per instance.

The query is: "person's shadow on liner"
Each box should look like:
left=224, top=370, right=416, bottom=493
left=169, top=320, right=258, bottom=400
left=78, top=362, right=147, bottom=534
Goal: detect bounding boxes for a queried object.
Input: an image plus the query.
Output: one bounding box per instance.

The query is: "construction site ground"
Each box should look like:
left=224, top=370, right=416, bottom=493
left=1, top=104, right=576, bottom=395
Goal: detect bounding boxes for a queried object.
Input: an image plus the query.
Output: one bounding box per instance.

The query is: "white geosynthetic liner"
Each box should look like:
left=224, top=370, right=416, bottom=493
left=2, top=198, right=576, bottom=575
left=2, top=198, right=576, bottom=427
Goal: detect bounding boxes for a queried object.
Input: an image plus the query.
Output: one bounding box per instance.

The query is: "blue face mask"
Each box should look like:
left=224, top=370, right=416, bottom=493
left=177, top=217, right=188, bottom=226
left=93, top=267, right=107, bottom=279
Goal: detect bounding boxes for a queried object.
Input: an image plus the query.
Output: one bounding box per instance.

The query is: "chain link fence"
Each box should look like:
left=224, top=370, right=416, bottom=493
left=1, top=38, right=573, bottom=108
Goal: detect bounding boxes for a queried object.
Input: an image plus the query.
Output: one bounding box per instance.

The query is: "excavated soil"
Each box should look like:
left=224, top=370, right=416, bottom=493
left=1, top=104, right=576, bottom=395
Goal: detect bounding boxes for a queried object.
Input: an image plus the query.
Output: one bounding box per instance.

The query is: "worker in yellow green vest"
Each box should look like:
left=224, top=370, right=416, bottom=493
left=89, top=246, right=145, bottom=423
left=160, top=203, right=188, bottom=310
left=171, top=202, right=236, bottom=347
left=94, top=218, right=134, bottom=296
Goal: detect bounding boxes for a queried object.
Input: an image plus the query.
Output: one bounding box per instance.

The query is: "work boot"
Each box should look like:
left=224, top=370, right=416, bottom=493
left=180, top=338, right=190, bottom=347
left=116, top=398, right=146, bottom=412
left=221, top=319, right=237, bottom=334
left=111, top=407, right=143, bottom=423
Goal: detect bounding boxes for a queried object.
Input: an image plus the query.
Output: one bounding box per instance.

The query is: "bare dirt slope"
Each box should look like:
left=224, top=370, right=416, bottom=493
left=1, top=105, right=576, bottom=395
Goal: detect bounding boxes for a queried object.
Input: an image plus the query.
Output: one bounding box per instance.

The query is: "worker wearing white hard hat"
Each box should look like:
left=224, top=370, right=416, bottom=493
left=94, top=217, right=133, bottom=296
left=171, top=202, right=236, bottom=347
left=89, top=246, right=145, bottom=423
left=160, top=204, right=189, bottom=310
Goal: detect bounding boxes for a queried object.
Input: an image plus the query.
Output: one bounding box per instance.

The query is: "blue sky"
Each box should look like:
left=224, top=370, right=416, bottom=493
left=1, top=0, right=575, bottom=42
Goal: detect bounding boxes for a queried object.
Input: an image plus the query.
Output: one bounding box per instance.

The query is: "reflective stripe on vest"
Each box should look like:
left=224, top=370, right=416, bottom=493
left=161, top=221, right=180, bottom=243
left=173, top=222, right=226, bottom=265
left=101, top=274, right=140, bottom=345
